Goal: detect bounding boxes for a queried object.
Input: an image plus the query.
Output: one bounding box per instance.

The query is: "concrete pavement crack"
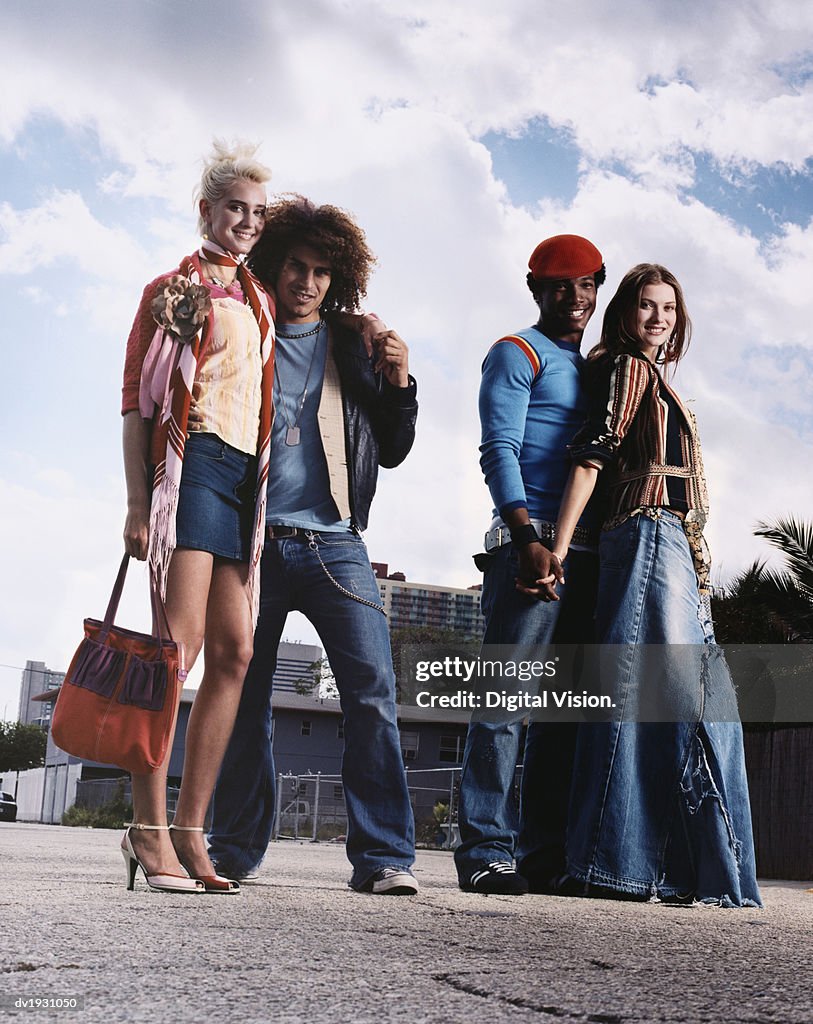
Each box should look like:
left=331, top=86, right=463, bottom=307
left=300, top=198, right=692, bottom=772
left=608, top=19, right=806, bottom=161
left=433, top=975, right=788, bottom=1024
left=433, top=972, right=609, bottom=1019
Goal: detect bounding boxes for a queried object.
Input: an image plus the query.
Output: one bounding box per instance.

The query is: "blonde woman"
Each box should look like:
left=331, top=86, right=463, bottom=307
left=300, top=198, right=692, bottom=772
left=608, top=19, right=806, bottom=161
left=119, top=141, right=274, bottom=893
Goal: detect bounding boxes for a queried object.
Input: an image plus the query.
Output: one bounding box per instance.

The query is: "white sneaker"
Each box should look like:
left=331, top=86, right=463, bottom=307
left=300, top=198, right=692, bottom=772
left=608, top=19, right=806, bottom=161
left=355, top=867, right=419, bottom=895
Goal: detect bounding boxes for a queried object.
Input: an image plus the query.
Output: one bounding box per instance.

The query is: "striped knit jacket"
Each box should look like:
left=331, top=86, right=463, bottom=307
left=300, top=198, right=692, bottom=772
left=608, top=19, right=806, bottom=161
left=569, top=351, right=711, bottom=586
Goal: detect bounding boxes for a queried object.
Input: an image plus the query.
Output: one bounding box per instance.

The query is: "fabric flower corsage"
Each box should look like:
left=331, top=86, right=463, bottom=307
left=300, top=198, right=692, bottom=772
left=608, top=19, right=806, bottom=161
left=151, top=275, right=212, bottom=341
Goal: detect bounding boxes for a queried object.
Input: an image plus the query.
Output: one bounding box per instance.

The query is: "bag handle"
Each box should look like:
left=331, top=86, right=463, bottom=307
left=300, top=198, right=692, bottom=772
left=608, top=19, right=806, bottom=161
left=99, top=554, right=175, bottom=646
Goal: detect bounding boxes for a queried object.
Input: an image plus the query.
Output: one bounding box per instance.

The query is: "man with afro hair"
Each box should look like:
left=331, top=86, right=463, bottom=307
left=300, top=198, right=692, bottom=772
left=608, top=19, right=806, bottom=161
left=208, top=195, right=419, bottom=895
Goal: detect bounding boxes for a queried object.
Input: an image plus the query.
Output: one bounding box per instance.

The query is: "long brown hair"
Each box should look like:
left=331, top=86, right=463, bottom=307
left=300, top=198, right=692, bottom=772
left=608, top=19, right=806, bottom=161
left=589, top=263, right=692, bottom=366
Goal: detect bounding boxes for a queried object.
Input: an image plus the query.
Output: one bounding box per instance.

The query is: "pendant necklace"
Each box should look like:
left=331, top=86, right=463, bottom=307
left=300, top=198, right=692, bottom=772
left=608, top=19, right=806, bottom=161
left=201, top=260, right=238, bottom=291
left=275, top=320, right=324, bottom=446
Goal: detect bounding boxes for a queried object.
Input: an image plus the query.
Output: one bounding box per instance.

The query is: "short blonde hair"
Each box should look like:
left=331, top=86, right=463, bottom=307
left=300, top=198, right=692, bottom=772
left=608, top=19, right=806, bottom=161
left=196, top=139, right=271, bottom=235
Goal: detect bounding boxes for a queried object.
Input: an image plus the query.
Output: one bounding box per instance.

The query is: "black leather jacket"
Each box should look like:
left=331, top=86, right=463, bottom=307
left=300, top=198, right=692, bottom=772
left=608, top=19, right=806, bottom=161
left=330, top=324, right=418, bottom=532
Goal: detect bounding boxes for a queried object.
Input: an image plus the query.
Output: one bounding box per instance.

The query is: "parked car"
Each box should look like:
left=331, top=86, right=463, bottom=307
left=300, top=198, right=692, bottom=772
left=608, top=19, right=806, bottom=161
left=0, top=791, right=17, bottom=822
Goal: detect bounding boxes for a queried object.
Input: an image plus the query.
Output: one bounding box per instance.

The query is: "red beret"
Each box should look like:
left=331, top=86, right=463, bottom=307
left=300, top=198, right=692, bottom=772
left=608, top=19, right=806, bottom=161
left=528, top=234, right=603, bottom=281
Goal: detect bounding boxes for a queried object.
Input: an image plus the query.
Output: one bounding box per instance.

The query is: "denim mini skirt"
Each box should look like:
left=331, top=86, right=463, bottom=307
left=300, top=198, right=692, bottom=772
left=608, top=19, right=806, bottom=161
left=175, top=432, right=257, bottom=561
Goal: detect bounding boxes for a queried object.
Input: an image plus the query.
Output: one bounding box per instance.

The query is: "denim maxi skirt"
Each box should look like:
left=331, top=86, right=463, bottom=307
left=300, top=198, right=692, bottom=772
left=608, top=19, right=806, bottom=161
left=565, top=510, right=762, bottom=907
left=175, top=432, right=258, bottom=562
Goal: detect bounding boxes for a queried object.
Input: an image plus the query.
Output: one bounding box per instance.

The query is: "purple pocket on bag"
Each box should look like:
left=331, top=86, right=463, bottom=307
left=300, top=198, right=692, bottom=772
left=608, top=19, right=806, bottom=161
left=117, top=657, right=168, bottom=711
left=71, top=638, right=126, bottom=698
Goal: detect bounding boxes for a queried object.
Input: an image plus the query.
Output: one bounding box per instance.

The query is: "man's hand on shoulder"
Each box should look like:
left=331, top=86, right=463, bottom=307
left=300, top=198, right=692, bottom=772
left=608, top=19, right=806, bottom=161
left=335, top=313, right=410, bottom=388
left=372, top=329, right=409, bottom=388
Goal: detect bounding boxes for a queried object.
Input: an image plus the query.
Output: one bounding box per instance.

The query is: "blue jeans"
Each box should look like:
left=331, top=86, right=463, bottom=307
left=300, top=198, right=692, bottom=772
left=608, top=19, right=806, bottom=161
left=567, top=512, right=761, bottom=906
left=454, top=544, right=597, bottom=883
left=209, top=531, right=415, bottom=888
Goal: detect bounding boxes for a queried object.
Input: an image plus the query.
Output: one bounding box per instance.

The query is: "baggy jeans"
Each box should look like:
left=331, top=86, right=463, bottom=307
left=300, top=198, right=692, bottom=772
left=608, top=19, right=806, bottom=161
left=565, top=511, right=761, bottom=906
left=209, top=531, right=415, bottom=888
left=454, top=544, right=598, bottom=884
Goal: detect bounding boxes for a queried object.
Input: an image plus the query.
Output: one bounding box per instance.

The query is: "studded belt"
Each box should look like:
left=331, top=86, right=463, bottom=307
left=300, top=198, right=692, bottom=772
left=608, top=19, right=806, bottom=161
left=483, top=519, right=594, bottom=552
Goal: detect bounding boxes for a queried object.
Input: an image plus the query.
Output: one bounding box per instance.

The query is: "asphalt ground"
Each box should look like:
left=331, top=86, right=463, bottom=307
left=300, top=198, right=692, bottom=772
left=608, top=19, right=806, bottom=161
left=1, top=823, right=811, bottom=1024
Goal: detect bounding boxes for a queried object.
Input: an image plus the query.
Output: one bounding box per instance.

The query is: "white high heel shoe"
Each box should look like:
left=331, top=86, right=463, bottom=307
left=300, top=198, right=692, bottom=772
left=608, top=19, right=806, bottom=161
left=121, top=824, right=205, bottom=893
left=169, top=825, right=241, bottom=894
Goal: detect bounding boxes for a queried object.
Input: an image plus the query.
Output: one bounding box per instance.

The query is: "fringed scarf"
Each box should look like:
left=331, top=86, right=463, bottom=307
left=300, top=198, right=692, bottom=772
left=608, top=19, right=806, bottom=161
left=138, top=239, right=275, bottom=627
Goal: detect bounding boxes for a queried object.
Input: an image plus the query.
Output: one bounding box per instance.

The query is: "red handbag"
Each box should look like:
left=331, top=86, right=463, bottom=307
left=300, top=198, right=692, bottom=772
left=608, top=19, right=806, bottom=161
left=51, top=555, right=187, bottom=774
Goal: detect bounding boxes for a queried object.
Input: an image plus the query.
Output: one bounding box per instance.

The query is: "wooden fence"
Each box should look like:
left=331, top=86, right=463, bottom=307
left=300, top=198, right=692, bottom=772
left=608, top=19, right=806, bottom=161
left=744, top=725, right=813, bottom=880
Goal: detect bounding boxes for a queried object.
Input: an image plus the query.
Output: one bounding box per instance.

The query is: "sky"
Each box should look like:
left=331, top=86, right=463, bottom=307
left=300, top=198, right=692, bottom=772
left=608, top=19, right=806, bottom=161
left=1, top=0, right=812, bottom=718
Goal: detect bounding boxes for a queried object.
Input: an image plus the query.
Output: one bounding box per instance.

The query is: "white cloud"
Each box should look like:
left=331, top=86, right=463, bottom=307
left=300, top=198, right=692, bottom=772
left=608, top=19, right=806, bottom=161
left=2, top=0, right=812, bottom=199
left=0, top=0, right=812, bottom=720
left=0, top=190, right=149, bottom=279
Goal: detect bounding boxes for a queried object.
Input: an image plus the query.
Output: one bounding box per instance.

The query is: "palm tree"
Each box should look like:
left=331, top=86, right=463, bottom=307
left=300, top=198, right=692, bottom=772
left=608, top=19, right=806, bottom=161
left=753, top=517, right=813, bottom=642
left=712, top=517, right=813, bottom=643
left=755, top=518, right=813, bottom=591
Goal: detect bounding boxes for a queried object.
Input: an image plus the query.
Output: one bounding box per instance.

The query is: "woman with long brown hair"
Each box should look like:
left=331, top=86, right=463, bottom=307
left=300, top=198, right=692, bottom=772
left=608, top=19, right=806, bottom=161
left=550, top=263, right=760, bottom=906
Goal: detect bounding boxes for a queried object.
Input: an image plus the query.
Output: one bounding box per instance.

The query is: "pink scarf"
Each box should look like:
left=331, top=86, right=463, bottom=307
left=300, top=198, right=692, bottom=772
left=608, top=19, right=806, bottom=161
left=138, top=240, right=275, bottom=626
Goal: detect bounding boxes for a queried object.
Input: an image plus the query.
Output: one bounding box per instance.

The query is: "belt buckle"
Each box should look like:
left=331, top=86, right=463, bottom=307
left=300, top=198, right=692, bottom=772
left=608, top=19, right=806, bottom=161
left=268, top=525, right=298, bottom=540
left=485, top=525, right=508, bottom=552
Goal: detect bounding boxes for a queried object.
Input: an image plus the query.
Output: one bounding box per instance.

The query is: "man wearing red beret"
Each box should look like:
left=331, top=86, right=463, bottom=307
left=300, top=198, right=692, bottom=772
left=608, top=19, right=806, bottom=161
left=456, top=235, right=605, bottom=894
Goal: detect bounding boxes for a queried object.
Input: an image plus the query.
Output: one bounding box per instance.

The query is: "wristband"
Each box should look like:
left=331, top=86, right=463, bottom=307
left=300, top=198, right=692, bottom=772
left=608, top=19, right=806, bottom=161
left=509, top=523, right=542, bottom=548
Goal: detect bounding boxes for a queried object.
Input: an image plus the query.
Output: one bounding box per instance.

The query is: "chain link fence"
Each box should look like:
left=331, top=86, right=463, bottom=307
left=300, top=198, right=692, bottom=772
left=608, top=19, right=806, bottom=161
left=73, top=768, right=523, bottom=851
left=271, top=767, right=469, bottom=848
left=73, top=778, right=180, bottom=817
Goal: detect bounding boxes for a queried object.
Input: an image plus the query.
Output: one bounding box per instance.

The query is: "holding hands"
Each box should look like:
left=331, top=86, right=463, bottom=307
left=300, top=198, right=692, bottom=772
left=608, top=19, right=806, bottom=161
left=514, top=544, right=565, bottom=602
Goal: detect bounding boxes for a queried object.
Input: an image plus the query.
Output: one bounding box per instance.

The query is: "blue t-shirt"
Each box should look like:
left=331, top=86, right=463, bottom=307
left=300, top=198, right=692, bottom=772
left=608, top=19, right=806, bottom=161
left=479, top=324, right=595, bottom=528
left=265, top=321, right=351, bottom=532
